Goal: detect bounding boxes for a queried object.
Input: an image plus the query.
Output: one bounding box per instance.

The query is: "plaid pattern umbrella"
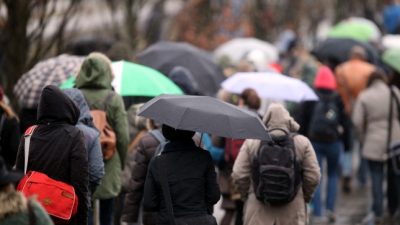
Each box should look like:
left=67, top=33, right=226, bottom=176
left=13, top=54, right=84, bottom=108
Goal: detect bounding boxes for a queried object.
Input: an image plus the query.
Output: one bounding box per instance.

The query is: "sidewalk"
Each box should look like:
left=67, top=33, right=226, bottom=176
left=311, top=184, right=370, bottom=225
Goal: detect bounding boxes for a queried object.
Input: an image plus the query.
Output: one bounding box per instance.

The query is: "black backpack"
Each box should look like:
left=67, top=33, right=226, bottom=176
left=251, top=128, right=301, bottom=206
left=308, top=93, right=340, bottom=142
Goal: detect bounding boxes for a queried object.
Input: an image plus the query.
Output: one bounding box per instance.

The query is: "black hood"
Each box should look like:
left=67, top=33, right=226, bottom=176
left=37, top=85, right=80, bottom=125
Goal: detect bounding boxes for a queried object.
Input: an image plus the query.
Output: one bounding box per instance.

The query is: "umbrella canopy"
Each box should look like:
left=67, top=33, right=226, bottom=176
left=312, top=38, right=378, bottom=69
left=213, top=37, right=278, bottom=65
left=13, top=54, right=84, bottom=108
left=60, top=60, right=183, bottom=96
left=382, top=48, right=400, bottom=74
left=136, top=41, right=225, bottom=96
left=221, top=72, right=318, bottom=102
left=327, top=17, right=381, bottom=42
left=138, top=94, right=269, bottom=140
left=382, top=35, right=400, bottom=49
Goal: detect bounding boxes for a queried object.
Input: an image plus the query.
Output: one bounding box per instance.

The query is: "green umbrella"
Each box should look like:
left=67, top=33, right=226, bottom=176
left=60, top=60, right=183, bottom=96
left=327, top=18, right=380, bottom=42
left=382, top=48, right=400, bottom=74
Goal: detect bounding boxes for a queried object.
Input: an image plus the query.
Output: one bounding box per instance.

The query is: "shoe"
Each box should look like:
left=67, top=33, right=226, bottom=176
left=342, top=176, right=352, bottom=194
left=326, top=210, right=336, bottom=223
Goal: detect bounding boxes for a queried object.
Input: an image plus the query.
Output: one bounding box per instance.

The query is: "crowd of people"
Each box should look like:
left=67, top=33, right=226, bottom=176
left=1, top=16, right=400, bottom=225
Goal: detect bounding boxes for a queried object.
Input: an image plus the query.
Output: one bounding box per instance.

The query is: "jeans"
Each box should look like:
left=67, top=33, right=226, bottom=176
left=340, top=150, right=352, bottom=177
left=88, top=198, right=115, bottom=225
left=312, top=141, right=342, bottom=217
left=367, top=161, right=384, bottom=217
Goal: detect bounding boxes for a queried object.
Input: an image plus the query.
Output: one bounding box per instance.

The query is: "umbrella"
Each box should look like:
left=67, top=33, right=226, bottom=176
left=138, top=94, right=269, bottom=140
left=60, top=60, right=183, bottom=96
left=382, top=35, right=400, bottom=49
left=13, top=54, right=84, bottom=108
left=221, top=72, right=318, bottom=102
left=136, top=41, right=225, bottom=96
left=312, top=38, right=378, bottom=69
left=382, top=48, right=400, bottom=74
left=327, top=17, right=381, bottom=42
left=213, top=37, right=278, bottom=65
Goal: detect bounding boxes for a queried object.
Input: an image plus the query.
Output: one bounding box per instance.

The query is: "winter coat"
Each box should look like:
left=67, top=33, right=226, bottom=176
left=75, top=53, right=129, bottom=199
left=232, top=103, right=320, bottom=225
left=122, top=132, right=160, bottom=224
left=0, top=190, right=53, bottom=225
left=143, top=140, right=220, bottom=224
left=63, top=88, right=105, bottom=192
left=352, top=80, right=400, bottom=161
left=296, top=89, right=352, bottom=150
left=15, top=85, right=89, bottom=225
left=335, top=59, right=375, bottom=114
left=0, top=102, right=20, bottom=169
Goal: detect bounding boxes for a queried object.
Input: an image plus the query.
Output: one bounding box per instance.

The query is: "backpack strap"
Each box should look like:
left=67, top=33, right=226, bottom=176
left=24, top=125, right=38, bottom=174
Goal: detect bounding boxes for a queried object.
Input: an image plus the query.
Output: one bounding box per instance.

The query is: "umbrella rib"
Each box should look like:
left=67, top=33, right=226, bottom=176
left=176, top=107, right=189, bottom=130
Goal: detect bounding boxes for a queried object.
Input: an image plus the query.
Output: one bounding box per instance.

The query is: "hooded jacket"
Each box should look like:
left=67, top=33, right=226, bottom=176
left=75, top=53, right=129, bottom=199
left=0, top=190, right=53, bottom=225
left=232, top=103, right=320, bottom=225
left=63, top=88, right=105, bottom=192
left=15, top=85, right=89, bottom=225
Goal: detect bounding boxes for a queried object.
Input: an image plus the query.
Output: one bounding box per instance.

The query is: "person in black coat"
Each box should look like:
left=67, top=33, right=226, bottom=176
left=0, top=85, right=20, bottom=169
left=143, top=124, right=220, bottom=225
left=15, top=85, right=89, bottom=225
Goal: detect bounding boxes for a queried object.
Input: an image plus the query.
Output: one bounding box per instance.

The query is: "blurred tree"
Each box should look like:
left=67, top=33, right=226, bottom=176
left=0, top=0, right=81, bottom=106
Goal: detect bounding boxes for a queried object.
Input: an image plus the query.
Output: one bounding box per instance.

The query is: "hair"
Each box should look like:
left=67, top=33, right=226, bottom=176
left=366, top=69, right=388, bottom=88
left=349, top=46, right=367, bottom=61
left=240, top=88, right=261, bottom=110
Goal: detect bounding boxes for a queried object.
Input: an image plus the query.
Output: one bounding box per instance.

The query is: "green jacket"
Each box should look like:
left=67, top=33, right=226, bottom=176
left=0, top=192, right=53, bottom=225
left=76, top=55, right=129, bottom=199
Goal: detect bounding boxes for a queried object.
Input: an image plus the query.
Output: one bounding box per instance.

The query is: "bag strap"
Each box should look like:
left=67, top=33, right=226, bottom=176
left=24, top=125, right=38, bottom=174
left=388, top=87, right=400, bottom=153
left=157, top=155, right=176, bottom=225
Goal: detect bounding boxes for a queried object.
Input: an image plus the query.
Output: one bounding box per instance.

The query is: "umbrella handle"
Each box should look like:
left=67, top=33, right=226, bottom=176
left=198, top=133, right=203, bottom=148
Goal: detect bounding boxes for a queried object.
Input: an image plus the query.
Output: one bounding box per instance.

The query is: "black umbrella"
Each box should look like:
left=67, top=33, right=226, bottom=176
left=138, top=95, right=269, bottom=140
left=136, top=41, right=225, bottom=96
left=312, top=38, right=379, bottom=69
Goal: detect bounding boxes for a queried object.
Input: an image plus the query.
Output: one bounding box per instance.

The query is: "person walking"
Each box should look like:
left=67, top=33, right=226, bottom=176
left=63, top=88, right=105, bottom=194
left=143, top=124, right=220, bottom=225
left=75, top=52, right=129, bottom=225
left=297, top=66, right=351, bottom=223
left=15, top=85, right=89, bottom=225
left=0, top=85, right=20, bottom=169
left=335, top=46, right=376, bottom=191
left=232, top=103, right=320, bottom=225
left=0, top=156, right=54, bottom=225
left=352, top=71, right=400, bottom=224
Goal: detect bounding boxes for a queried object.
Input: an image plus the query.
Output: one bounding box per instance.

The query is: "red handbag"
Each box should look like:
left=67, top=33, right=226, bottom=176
left=17, top=125, right=78, bottom=224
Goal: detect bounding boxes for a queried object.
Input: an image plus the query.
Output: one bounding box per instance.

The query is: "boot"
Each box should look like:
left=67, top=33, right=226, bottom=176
left=342, top=176, right=352, bottom=194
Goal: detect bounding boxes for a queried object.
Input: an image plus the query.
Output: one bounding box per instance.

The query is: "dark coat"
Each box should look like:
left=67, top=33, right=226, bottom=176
left=15, top=85, right=89, bottom=225
left=0, top=107, right=20, bottom=169
left=122, top=132, right=160, bottom=224
left=143, top=140, right=220, bottom=224
left=296, top=89, right=352, bottom=150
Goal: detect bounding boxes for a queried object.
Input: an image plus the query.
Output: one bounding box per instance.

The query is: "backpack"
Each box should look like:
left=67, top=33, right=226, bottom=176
left=149, top=129, right=167, bottom=156
left=251, top=128, right=301, bottom=206
left=308, top=93, right=340, bottom=142
left=224, top=138, right=245, bottom=164
left=89, top=93, right=117, bottom=160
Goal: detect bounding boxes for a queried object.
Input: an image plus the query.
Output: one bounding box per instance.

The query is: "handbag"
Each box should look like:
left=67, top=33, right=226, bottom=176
left=17, top=125, right=79, bottom=224
left=387, top=87, right=400, bottom=175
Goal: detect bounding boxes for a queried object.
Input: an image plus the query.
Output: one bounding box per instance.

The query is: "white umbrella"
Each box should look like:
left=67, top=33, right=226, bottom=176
left=221, top=72, right=318, bottom=102
left=382, top=35, right=400, bottom=49
left=213, top=38, right=278, bottom=66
